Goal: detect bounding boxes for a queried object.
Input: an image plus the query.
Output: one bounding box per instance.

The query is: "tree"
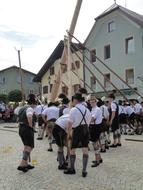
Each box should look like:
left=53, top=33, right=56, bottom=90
left=8, top=90, right=22, bottom=102
left=0, top=94, right=8, bottom=103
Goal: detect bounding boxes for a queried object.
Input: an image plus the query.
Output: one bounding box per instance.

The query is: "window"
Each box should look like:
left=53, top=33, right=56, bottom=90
left=0, top=76, right=6, bottom=84
left=29, top=76, right=33, bottom=83
left=125, top=37, right=134, bottom=54
left=104, top=45, right=111, bottom=59
left=1, top=89, right=6, bottom=94
left=16, top=75, right=21, bottom=83
left=62, top=86, right=68, bottom=95
left=61, top=64, right=67, bottom=73
left=126, top=69, right=134, bottom=84
left=43, top=86, right=48, bottom=94
left=29, top=89, right=34, bottom=94
left=90, top=76, right=96, bottom=89
left=90, top=49, right=96, bottom=63
left=73, top=84, right=81, bottom=93
left=72, top=61, right=80, bottom=70
left=104, top=73, right=111, bottom=88
left=108, top=21, right=115, bottom=33
left=50, top=67, right=55, bottom=75
left=50, top=84, right=53, bottom=93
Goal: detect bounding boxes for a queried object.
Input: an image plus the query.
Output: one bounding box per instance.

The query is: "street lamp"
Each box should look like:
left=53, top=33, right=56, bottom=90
left=15, top=47, right=25, bottom=103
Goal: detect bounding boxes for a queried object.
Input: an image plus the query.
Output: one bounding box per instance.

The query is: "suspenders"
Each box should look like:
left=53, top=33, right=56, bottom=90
left=76, top=107, right=87, bottom=125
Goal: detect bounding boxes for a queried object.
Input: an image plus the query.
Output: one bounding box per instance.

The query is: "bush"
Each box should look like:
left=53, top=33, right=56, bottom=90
left=0, top=94, right=8, bottom=103
left=8, top=90, right=22, bottom=102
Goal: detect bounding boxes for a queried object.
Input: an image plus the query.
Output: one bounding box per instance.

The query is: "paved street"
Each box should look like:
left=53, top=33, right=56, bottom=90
left=0, top=123, right=143, bottom=190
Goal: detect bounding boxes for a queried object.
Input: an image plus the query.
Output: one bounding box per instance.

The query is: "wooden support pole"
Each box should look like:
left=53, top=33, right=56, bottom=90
left=70, top=45, right=109, bottom=95
left=125, top=138, right=143, bottom=142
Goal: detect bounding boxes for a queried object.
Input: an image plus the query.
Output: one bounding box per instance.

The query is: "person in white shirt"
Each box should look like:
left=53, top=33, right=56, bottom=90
left=98, top=100, right=110, bottom=152
left=52, top=110, right=70, bottom=170
left=108, top=94, right=121, bottom=148
left=42, top=102, right=59, bottom=152
left=35, top=102, right=47, bottom=140
left=64, top=93, right=91, bottom=178
left=118, top=100, right=127, bottom=134
left=17, top=94, right=37, bottom=173
left=89, top=96, right=103, bottom=167
left=133, top=99, right=142, bottom=126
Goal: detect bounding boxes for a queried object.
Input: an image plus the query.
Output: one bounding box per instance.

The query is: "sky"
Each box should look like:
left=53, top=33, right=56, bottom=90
left=0, top=0, right=143, bottom=74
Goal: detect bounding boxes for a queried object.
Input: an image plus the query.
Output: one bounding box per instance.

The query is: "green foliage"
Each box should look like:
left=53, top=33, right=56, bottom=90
left=8, top=89, right=22, bottom=102
left=0, top=94, right=8, bottom=103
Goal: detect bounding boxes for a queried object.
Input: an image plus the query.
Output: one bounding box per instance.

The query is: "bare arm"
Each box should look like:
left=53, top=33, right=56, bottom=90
left=27, top=115, right=33, bottom=128
left=109, top=111, right=115, bottom=125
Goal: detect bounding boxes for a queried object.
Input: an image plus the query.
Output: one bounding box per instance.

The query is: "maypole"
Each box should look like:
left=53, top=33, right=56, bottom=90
left=50, top=0, right=83, bottom=101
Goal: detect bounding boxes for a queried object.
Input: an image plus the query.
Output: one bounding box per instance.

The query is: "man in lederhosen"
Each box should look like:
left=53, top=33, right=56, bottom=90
left=17, top=94, right=37, bottom=172
left=35, top=101, right=47, bottom=140
left=42, top=102, right=59, bottom=151
left=89, top=96, right=103, bottom=167
left=108, top=94, right=121, bottom=147
left=52, top=109, right=70, bottom=170
left=64, top=93, right=91, bottom=177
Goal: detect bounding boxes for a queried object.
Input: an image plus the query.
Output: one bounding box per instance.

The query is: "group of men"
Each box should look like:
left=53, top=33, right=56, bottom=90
left=16, top=89, right=143, bottom=177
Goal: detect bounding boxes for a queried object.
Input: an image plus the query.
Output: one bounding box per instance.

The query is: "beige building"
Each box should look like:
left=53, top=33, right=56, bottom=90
left=34, top=40, right=84, bottom=100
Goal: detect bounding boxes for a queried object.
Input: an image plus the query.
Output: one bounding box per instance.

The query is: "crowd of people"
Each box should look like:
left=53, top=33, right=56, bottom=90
left=14, top=89, right=143, bottom=177
left=0, top=101, right=15, bottom=122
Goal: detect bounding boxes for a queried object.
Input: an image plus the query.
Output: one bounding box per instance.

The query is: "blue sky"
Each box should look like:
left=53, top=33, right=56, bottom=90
left=0, top=0, right=142, bottom=73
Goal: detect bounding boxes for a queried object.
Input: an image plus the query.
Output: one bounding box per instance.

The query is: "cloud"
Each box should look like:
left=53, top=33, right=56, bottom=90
left=0, top=25, right=56, bottom=48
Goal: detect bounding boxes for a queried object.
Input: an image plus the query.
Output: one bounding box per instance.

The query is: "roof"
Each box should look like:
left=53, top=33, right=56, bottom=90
left=96, top=3, right=143, bottom=27
left=0, top=65, right=36, bottom=76
left=84, top=3, right=143, bottom=44
left=34, top=40, right=83, bottom=82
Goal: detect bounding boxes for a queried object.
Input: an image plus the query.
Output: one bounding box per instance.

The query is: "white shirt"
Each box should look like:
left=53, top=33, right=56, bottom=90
left=119, top=105, right=126, bottom=115
left=134, top=103, right=142, bottom=114
left=56, top=114, right=70, bottom=133
left=26, top=107, right=34, bottom=117
left=69, top=103, right=91, bottom=128
left=15, top=106, right=34, bottom=117
left=111, top=102, right=118, bottom=112
left=35, top=104, right=47, bottom=115
left=14, top=106, right=21, bottom=115
left=125, top=106, right=134, bottom=116
left=100, top=105, right=109, bottom=119
left=91, top=106, right=103, bottom=125
left=42, top=106, right=59, bottom=121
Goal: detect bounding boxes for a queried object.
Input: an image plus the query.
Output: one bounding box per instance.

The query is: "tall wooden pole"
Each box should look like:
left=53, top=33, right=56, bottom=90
left=50, top=0, right=83, bottom=101
left=16, top=49, right=25, bottom=102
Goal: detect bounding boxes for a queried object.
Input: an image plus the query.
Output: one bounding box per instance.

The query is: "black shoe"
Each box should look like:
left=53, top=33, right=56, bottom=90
left=64, top=168, right=76, bottom=175
left=45, top=135, right=48, bottom=137
left=34, top=130, right=37, bottom=133
left=110, top=144, right=117, bottom=148
left=107, top=140, right=111, bottom=144
left=105, top=145, right=109, bottom=150
left=100, top=149, right=106, bottom=153
left=99, top=159, right=103, bottom=164
left=58, top=164, right=67, bottom=170
left=17, top=166, right=29, bottom=173
left=82, top=171, right=87, bottom=177
left=117, top=143, right=122, bottom=147
left=92, top=159, right=103, bottom=164
left=91, top=161, right=100, bottom=167
left=48, top=148, right=53, bottom=152
left=37, top=137, right=43, bottom=140
left=26, top=165, right=35, bottom=170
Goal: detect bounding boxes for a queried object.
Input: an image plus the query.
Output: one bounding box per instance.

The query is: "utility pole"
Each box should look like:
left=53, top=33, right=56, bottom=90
left=15, top=48, right=25, bottom=103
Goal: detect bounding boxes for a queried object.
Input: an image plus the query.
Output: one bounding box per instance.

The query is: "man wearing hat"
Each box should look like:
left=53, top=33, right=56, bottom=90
left=89, top=96, right=103, bottom=167
left=17, top=94, right=37, bottom=172
left=108, top=94, right=121, bottom=147
left=42, top=102, right=59, bottom=152
left=64, top=93, right=91, bottom=177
